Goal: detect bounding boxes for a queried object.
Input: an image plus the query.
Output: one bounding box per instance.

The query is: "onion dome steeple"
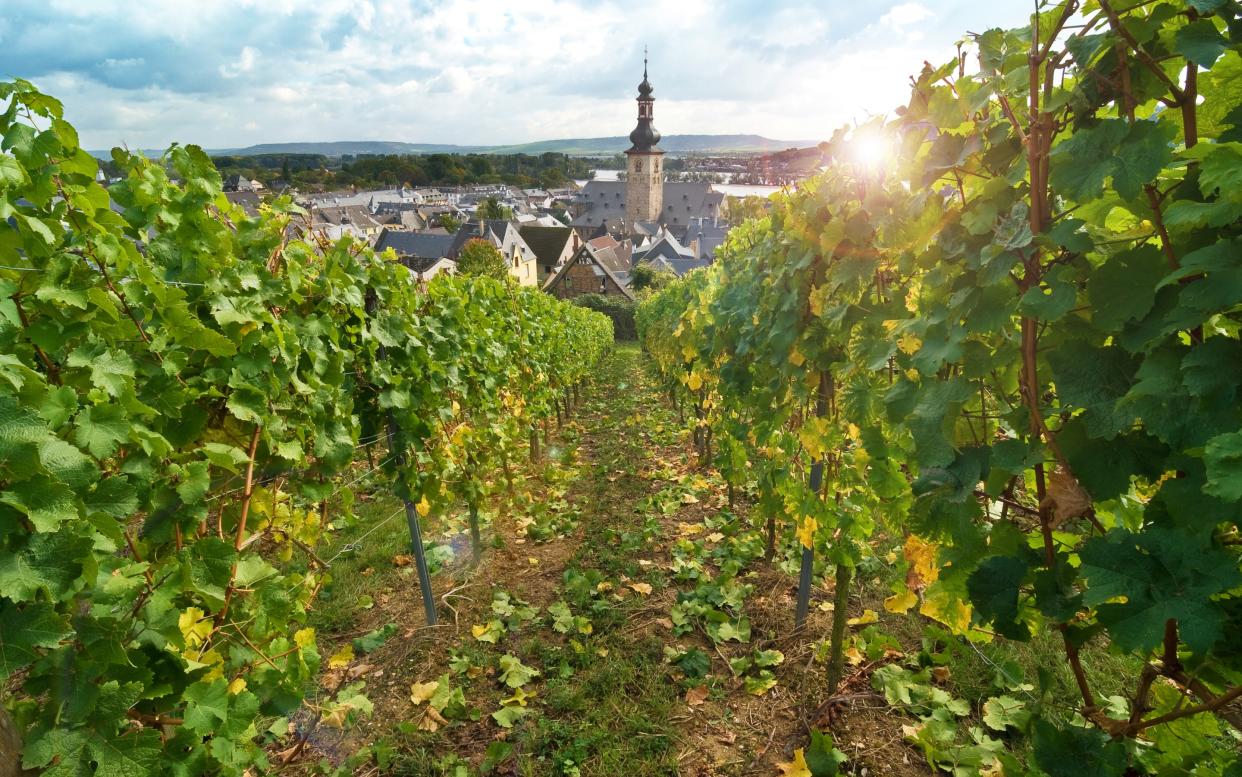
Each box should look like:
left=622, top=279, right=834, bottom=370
left=628, top=49, right=661, bottom=152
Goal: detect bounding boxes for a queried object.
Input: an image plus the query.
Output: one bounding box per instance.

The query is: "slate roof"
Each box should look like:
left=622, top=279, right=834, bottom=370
left=633, top=230, right=712, bottom=276
left=519, top=225, right=575, bottom=266
left=375, top=229, right=456, bottom=260
left=685, top=216, right=730, bottom=260
left=570, top=181, right=724, bottom=230
left=223, top=190, right=261, bottom=216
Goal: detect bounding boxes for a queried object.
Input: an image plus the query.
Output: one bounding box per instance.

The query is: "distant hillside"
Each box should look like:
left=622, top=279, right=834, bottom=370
left=199, top=134, right=819, bottom=158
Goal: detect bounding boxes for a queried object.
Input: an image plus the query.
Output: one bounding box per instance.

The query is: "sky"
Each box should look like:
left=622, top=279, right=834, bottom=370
left=1, top=0, right=1035, bottom=151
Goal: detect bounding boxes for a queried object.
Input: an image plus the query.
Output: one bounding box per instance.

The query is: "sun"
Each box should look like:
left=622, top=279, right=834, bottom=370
left=846, top=128, right=894, bottom=171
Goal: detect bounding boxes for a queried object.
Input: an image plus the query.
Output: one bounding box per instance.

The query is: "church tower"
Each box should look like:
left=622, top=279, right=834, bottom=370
left=625, top=52, right=664, bottom=227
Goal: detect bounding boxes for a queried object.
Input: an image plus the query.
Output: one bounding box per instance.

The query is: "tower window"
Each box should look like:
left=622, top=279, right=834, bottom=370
left=635, top=160, right=642, bottom=172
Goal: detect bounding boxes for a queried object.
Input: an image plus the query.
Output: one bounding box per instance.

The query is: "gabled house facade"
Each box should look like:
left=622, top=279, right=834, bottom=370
left=542, top=242, right=636, bottom=301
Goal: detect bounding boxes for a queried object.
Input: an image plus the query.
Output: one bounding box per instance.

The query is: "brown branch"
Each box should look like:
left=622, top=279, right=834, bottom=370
left=1128, top=684, right=1242, bottom=734
left=11, top=293, right=61, bottom=383
left=1098, top=0, right=1186, bottom=101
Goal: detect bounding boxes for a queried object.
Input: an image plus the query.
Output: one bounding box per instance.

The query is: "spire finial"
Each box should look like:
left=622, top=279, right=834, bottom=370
left=643, top=45, right=648, bottom=80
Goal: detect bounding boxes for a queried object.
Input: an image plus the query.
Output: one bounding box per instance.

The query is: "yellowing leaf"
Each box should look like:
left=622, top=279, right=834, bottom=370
left=808, top=285, right=826, bottom=317
left=904, top=534, right=939, bottom=587
left=789, top=348, right=806, bottom=367
left=846, top=609, right=879, bottom=627
left=687, top=372, right=703, bottom=391
left=628, top=582, right=653, bottom=596
left=415, top=495, right=431, bottom=517
left=844, top=646, right=865, bottom=666
left=410, top=680, right=440, bottom=705
left=897, top=332, right=922, bottom=355
left=228, top=677, right=248, bottom=695
left=178, top=607, right=212, bottom=649
left=502, top=686, right=534, bottom=707
left=776, top=748, right=813, bottom=777
left=884, top=590, right=919, bottom=615
left=919, top=588, right=974, bottom=634
left=796, top=517, right=817, bottom=550
left=327, top=645, right=354, bottom=669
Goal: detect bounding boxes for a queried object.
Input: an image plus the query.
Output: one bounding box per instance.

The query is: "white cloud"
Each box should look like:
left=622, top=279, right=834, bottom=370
left=6, top=0, right=1035, bottom=149
left=219, top=46, right=260, bottom=78
left=882, top=3, right=934, bottom=28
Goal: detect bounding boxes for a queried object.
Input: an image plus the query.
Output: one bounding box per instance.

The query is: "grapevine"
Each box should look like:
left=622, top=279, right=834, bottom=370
left=0, top=78, right=611, bottom=775
left=639, top=1, right=1242, bottom=770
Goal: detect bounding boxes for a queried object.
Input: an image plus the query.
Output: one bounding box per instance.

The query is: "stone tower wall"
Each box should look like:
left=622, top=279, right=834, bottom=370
left=625, top=151, right=664, bottom=225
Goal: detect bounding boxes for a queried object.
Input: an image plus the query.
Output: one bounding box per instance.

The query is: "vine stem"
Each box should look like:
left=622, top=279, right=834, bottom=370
left=214, top=425, right=263, bottom=629
left=1128, top=684, right=1242, bottom=735
left=1020, top=6, right=1098, bottom=716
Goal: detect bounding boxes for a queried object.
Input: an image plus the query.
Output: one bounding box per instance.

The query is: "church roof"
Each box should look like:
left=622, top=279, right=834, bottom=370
left=571, top=181, right=724, bottom=230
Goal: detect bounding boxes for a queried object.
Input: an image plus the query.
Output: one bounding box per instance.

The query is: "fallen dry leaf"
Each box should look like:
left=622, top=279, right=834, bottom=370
left=391, top=554, right=412, bottom=567
left=685, top=685, right=709, bottom=706
left=410, top=680, right=439, bottom=705
left=629, top=582, right=653, bottom=596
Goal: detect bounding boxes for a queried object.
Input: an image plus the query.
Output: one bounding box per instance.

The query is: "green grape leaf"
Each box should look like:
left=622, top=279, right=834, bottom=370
left=1050, top=119, right=1174, bottom=201
left=22, top=728, right=90, bottom=776
left=982, top=695, right=1031, bottom=731
left=1, top=475, right=79, bottom=531
left=74, top=404, right=130, bottom=458
left=1032, top=720, right=1127, bottom=777
left=1204, top=431, right=1242, bottom=502
left=1175, top=19, right=1229, bottom=68
left=183, top=679, right=230, bottom=735
left=967, top=555, right=1031, bottom=640
left=0, top=600, right=72, bottom=679
left=0, top=528, right=91, bottom=600
left=1046, top=341, right=1137, bottom=439
left=1088, top=245, right=1166, bottom=332
left=87, top=728, right=162, bottom=777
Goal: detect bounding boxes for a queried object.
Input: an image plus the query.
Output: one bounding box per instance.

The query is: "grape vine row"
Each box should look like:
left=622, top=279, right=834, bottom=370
left=0, top=79, right=612, bottom=775
left=638, top=1, right=1242, bottom=771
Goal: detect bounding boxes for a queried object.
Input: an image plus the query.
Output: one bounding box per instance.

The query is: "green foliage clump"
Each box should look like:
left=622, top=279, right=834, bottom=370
left=572, top=293, right=636, bottom=341
left=455, top=238, right=509, bottom=280
left=0, top=78, right=612, bottom=776
left=638, top=2, right=1242, bottom=773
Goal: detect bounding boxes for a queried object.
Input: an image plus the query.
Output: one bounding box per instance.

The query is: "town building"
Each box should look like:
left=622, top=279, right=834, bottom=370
left=568, top=60, right=725, bottom=253
left=519, top=225, right=581, bottom=284
left=542, top=235, right=636, bottom=301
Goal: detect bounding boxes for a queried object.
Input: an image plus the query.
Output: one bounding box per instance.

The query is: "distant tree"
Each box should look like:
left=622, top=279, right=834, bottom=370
left=439, top=213, right=461, bottom=234
left=724, top=195, right=772, bottom=224
left=455, top=239, right=509, bottom=280
left=281, top=156, right=291, bottom=182
left=538, top=168, right=566, bottom=188
left=476, top=196, right=513, bottom=221
left=629, top=264, right=677, bottom=293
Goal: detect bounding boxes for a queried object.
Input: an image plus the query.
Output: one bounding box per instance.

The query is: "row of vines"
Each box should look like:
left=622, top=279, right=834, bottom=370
left=638, top=0, right=1241, bottom=772
left=0, top=79, right=612, bottom=775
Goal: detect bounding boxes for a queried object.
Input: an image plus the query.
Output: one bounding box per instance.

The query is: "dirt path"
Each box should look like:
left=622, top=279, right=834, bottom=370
left=296, top=344, right=926, bottom=777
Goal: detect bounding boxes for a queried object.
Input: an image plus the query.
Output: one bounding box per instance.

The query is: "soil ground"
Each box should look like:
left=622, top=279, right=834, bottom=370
left=290, top=343, right=931, bottom=777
